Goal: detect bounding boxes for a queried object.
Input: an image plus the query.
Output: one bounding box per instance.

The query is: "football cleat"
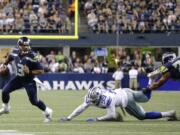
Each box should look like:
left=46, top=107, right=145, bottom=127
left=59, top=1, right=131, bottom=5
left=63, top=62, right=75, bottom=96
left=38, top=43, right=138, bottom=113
left=167, top=110, right=178, bottom=121
left=43, top=107, right=53, bottom=123
left=0, top=104, right=10, bottom=115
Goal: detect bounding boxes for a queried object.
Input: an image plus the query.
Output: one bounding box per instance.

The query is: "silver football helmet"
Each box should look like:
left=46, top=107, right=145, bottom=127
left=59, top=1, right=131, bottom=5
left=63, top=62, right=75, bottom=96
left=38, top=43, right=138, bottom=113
left=87, top=86, right=102, bottom=102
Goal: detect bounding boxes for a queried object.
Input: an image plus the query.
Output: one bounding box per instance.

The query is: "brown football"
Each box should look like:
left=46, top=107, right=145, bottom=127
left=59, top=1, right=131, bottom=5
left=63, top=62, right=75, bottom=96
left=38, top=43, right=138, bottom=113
left=0, top=65, right=9, bottom=77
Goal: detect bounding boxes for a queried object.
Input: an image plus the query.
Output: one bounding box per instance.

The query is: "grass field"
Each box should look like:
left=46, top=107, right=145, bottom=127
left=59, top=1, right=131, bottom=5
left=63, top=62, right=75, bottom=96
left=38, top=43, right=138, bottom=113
left=0, top=90, right=180, bottom=135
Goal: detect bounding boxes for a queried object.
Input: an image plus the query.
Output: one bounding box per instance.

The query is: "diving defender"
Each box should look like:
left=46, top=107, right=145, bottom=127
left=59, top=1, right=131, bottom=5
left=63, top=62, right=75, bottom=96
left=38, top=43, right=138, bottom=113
left=60, top=86, right=177, bottom=122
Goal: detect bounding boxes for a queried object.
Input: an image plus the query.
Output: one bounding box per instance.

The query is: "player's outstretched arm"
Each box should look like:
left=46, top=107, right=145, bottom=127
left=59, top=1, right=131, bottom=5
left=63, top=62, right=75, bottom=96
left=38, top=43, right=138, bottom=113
left=60, top=102, right=90, bottom=122
left=148, top=72, right=171, bottom=90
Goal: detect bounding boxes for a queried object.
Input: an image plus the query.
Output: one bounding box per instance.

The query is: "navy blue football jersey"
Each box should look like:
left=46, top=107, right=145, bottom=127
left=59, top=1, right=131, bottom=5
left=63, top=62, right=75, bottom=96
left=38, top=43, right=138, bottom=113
left=7, top=47, right=43, bottom=81
left=161, top=56, right=180, bottom=79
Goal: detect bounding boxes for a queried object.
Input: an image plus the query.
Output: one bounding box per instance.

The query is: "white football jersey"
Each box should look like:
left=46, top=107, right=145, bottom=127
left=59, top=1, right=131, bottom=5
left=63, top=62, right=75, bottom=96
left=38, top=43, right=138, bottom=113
left=85, top=88, right=128, bottom=108
left=67, top=88, right=128, bottom=121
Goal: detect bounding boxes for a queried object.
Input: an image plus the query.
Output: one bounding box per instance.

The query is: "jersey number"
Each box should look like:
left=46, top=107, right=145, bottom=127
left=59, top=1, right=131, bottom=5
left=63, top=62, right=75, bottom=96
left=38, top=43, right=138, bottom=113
left=17, top=63, right=24, bottom=76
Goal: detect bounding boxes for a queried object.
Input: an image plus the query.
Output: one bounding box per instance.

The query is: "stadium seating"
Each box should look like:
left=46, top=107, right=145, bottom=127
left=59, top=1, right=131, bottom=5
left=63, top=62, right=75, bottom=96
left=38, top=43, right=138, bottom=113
left=82, top=0, right=180, bottom=33
left=0, top=0, right=74, bottom=34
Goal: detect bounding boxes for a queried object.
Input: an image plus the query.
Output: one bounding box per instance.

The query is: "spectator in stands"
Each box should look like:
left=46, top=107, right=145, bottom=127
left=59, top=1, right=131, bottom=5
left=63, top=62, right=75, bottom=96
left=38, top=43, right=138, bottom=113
left=101, top=59, right=108, bottom=73
left=93, top=61, right=101, bottom=74
left=73, top=58, right=84, bottom=73
left=84, top=58, right=93, bottom=73
left=49, top=59, right=59, bottom=73
left=55, top=50, right=65, bottom=63
left=46, top=50, right=55, bottom=63
left=142, top=52, right=154, bottom=73
left=87, top=10, right=98, bottom=32
left=71, top=51, right=77, bottom=65
left=59, top=59, right=68, bottom=73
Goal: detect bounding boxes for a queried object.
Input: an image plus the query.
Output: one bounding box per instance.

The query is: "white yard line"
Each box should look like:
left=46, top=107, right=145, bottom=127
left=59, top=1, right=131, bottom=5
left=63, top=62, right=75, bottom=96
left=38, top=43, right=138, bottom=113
left=0, top=130, right=17, bottom=132
left=27, top=131, right=180, bottom=134
left=0, top=123, right=180, bottom=126
left=0, top=130, right=33, bottom=135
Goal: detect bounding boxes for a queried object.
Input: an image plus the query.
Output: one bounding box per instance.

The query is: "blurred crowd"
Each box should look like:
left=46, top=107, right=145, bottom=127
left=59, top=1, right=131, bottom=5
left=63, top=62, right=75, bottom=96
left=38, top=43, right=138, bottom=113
left=83, top=0, right=180, bottom=33
left=0, top=0, right=74, bottom=34
left=38, top=48, right=157, bottom=74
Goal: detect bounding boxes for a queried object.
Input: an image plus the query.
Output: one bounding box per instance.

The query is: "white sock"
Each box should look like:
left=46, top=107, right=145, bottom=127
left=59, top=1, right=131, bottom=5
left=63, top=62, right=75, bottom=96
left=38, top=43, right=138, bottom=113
left=161, top=111, right=173, bottom=117
left=45, top=107, right=52, bottom=114
left=2, top=103, right=9, bottom=108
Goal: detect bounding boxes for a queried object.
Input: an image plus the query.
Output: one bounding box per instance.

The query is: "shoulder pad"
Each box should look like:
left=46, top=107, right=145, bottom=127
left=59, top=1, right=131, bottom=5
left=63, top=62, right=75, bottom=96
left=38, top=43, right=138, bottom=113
left=26, top=51, right=42, bottom=62
left=9, top=47, right=20, bottom=57
left=33, top=54, right=42, bottom=61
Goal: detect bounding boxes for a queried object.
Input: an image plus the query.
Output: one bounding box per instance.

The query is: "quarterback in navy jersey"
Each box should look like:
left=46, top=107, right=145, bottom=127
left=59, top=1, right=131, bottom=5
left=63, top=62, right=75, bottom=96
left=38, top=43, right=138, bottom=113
left=144, top=52, right=180, bottom=92
left=0, top=37, right=52, bottom=122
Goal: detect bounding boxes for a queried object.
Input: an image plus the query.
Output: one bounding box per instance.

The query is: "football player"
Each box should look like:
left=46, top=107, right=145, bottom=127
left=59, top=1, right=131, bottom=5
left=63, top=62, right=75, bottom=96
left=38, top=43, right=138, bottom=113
left=60, top=86, right=177, bottom=122
left=0, top=37, right=53, bottom=122
left=143, top=52, right=180, bottom=93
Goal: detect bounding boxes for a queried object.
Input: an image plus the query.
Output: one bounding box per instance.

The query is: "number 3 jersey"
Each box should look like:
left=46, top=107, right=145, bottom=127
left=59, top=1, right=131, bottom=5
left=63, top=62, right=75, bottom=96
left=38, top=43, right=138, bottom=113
left=7, top=47, right=43, bottom=82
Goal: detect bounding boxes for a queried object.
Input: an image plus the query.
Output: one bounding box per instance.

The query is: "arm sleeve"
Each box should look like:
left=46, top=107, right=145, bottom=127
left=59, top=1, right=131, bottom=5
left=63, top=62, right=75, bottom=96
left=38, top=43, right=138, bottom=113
left=148, top=65, right=168, bottom=78
left=97, top=102, right=116, bottom=121
left=32, top=62, right=44, bottom=70
left=67, top=102, right=91, bottom=120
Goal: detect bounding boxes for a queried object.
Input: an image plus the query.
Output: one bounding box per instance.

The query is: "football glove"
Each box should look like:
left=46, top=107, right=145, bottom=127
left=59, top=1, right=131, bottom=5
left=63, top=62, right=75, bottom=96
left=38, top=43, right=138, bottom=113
left=59, top=117, right=71, bottom=122
left=86, top=118, right=97, bottom=122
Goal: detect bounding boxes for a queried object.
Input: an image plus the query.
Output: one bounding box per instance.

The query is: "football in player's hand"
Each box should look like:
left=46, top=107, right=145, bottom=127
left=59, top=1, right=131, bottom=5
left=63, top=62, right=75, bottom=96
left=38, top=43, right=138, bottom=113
left=0, top=64, right=9, bottom=77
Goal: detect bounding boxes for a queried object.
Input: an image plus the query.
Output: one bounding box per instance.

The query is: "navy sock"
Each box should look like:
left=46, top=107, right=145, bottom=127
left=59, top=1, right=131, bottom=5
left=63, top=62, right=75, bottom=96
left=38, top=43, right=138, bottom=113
left=145, top=112, right=162, bottom=119
left=143, top=88, right=152, bottom=100
left=36, top=100, right=46, bottom=111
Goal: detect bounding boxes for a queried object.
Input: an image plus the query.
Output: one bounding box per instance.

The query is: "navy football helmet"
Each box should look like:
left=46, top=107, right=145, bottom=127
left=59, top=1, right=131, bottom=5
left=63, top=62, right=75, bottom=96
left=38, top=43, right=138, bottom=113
left=17, top=37, right=31, bottom=54
left=162, top=52, right=176, bottom=64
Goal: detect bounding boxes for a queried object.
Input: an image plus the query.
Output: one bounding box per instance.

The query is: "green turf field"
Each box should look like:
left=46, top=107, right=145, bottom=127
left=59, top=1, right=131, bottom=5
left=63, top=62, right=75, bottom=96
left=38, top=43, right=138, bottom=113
left=0, top=90, right=180, bottom=135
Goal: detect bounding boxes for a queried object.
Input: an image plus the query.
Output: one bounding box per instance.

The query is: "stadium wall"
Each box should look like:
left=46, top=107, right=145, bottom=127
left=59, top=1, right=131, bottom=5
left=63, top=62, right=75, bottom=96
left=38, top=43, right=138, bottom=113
left=0, top=33, right=180, bottom=47
left=34, top=73, right=180, bottom=91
